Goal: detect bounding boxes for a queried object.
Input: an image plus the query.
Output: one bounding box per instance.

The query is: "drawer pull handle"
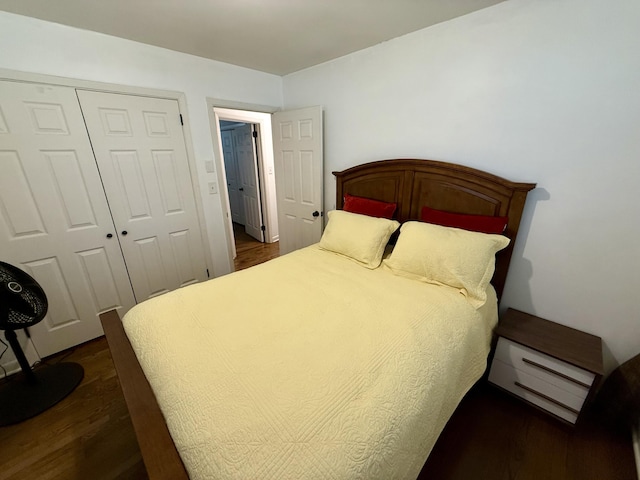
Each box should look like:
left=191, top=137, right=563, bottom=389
left=521, top=357, right=591, bottom=389
left=514, top=381, right=580, bottom=415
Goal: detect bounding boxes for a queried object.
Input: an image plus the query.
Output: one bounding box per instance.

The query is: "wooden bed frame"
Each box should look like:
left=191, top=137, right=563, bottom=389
left=100, top=158, right=535, bottom=480
left=334, top=158, right=535, bottom=299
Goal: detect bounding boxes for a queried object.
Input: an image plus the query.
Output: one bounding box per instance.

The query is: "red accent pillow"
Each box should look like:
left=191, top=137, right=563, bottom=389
left=343, top=193, right=397, bottom=219
left=420, top=206, right=508, bottom=234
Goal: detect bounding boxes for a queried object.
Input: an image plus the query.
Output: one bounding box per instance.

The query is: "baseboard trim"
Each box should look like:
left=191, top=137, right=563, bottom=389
left=0, top=337, right=40, bottom=379
left=633, top=422, right=640, bottom=480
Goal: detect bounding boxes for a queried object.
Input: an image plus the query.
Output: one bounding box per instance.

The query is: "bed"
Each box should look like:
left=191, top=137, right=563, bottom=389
left=100, top=158, right=536, bottom=480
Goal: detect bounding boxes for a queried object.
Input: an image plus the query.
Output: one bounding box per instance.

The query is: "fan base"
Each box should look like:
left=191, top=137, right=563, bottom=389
left=0, top=362, right=84, bottom=427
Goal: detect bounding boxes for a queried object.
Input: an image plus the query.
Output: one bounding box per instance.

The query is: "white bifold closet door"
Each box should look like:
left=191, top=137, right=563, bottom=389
left=0, top=81, right=208, bottom=359
left=0, top=81, right=136, bottom=358
left=77, top=91, right=208, bottom=303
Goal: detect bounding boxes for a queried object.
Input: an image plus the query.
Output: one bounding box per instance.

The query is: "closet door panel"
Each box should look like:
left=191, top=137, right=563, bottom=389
left=0, top=81, right=136, bottom=357
left=221, top=129, right=245, bottom=225
left=77, top=91, right=208, bottom=302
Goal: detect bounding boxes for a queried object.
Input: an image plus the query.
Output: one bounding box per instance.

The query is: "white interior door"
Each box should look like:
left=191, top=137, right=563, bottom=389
left=234, top=124, right=264, bottom=242
left=0, top=80, right=136, bottom=358
left=221, top=129, right=245, bottom=225
left=77, top=90, right=208, bottom=302
left=271, top=106, right=323, bottom=255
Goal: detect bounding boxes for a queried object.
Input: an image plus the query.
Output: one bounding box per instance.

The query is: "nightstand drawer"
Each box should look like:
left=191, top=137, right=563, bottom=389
left=490, top=309, right=603, bottom=425
left=488, top=358, right=582, bottom=423
left=493, top=337, right=595, bottom=397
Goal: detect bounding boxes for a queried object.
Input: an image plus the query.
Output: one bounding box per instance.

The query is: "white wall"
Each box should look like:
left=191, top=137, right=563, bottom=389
left=283, top=0, right=640, bottom=371
left=0, top=11, right=283, bottom=277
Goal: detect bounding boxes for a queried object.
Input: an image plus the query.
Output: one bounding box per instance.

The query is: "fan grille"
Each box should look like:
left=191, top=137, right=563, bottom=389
left=0, top=262, right=48, bottom=330
left=7, top=288, right=47, bottom=326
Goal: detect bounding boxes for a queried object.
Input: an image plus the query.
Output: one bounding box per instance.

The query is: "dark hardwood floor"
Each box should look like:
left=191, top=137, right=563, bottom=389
left=1, top=233, right=635, bottom=480
left=420, top=382, right=636, bottom=480
left=0, top=338, right=147, bottom=480
left=232, top=221, right=280, bottom=271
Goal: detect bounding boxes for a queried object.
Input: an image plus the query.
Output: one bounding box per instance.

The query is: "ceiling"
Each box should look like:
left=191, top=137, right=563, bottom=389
left=0, top=0, right=504, bottom=76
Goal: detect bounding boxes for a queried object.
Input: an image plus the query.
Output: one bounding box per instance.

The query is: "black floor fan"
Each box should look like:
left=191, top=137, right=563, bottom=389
left=0, top=261, right=84, bottom=426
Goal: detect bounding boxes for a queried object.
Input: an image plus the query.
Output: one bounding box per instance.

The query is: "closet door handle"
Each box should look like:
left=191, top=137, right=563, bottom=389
left=106, top=233, right=113, bottom=239
left=121, top=230, right=128, bottom=236
left=239, top=187, right=244, bottom=191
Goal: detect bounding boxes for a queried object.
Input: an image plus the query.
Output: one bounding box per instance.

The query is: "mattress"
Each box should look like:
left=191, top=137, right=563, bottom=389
left=123, top=244, right=498, bottom=480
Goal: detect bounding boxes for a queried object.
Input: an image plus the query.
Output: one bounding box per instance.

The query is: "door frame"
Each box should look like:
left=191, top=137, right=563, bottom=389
left=206, top=99, right=279, bottom=268
left=0, top=68, right=214, bottom=278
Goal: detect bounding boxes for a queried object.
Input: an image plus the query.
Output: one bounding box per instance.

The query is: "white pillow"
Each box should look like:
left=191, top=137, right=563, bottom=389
left=319, top=210, right=400, bottom=268
left=383, top=221, right=509, bottom=308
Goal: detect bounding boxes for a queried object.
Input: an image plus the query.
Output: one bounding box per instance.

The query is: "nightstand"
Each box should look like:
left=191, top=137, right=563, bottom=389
left=488, top=308, right=604, bottom=424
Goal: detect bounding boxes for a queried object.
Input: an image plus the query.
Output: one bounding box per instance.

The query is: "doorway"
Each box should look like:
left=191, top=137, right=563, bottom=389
left=208, top=102, right=324, bottom=272
left=219, top=121, right=262, bottom=241
left=211, top=107, right=279, bottom=269
left=219, top=119, right=279, bottom=268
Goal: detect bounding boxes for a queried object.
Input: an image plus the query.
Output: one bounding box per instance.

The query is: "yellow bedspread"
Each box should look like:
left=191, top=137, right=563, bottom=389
left=123, top=245, right=498, bottom=480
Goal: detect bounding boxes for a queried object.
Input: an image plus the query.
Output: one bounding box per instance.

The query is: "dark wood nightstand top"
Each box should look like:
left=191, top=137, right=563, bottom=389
left=496, top=308, right=604, bottom=375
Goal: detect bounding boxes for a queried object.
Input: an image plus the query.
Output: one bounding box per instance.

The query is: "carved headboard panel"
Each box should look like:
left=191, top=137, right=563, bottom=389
left=333, top=159, right=536, bottom=300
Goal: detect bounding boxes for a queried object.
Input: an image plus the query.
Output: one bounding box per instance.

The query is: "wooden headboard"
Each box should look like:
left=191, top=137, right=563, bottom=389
left=333, top=159, right=536, bottom=300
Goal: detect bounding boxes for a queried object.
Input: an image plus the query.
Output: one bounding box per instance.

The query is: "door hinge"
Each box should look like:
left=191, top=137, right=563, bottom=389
left=252, top=130, right=258, bottom=138
left=261, top=225, right=266, bottom=231
left=206, top=268, right=210, bottom=278
left=179, top=114, right=184, bottom=125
